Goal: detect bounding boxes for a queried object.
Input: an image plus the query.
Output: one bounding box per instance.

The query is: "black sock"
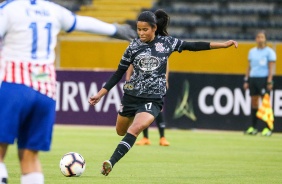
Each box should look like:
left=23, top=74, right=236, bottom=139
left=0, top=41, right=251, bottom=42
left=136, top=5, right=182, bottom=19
left=1, top=178, right=7, bottom=184
left=156, top=113, right=165, bottom=138
left=251, top=108, right=258, bottom=128
left=109, top=133, right=136, bottom=167
left=143, top=128, right=149, bottom=138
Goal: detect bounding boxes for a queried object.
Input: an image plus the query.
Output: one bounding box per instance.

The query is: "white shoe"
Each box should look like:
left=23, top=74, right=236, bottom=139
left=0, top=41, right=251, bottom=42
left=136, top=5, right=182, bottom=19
left=101, top=160, right=112, bottom=176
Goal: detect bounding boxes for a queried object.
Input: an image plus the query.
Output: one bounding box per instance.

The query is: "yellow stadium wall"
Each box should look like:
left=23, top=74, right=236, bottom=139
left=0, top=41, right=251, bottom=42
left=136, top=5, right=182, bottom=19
left=57, top=39, right=282, bottom=75
left=276, top=44, right=282, bottom=76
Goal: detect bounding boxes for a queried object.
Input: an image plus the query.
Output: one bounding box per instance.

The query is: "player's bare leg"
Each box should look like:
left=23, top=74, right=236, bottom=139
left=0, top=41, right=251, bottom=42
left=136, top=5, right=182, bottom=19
left=115, top=115, right=134, bottom=136
left=18, top=149, right=42, bottom=174
left=127, top=112, right=155, bottom=137
left=18, top=149, right=44, bottom=184
left=0, top=144, right=8, bottom=162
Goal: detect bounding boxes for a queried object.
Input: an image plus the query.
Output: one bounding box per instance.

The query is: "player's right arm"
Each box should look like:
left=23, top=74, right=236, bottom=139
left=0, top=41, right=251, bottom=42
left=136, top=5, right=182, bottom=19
left=89, top=88, right=108, bottom=106
left=0, top=5, right=8, bottom=38
left=89, top=43, right=133, bottom=106
left=89, top=60, right=129, bottom=106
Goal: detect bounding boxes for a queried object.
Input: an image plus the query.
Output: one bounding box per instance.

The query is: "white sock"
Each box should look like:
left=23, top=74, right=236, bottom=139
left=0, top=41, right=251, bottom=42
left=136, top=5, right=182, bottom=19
left=0, top=163, right=8, bottom=183
left=21, top=172, right=44, bottom=184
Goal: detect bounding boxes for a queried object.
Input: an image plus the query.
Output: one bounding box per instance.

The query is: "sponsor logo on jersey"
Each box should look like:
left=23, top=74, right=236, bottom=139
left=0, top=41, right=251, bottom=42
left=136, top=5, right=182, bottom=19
left=137, top=54, right=160, bottom=72
left=31, top=65, right=50, bottom=82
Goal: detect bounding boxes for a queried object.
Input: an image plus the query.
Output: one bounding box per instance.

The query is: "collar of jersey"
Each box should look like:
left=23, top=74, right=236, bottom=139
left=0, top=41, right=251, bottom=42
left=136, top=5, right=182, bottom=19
left=137, top=36, right=158, bottom=46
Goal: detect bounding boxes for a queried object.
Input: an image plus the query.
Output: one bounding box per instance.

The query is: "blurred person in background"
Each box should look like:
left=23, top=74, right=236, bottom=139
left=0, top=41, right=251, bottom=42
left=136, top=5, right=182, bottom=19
left=243, top=30, right=276, bottom=136
left=0, top=0, right=135, bottom=183
left=126, top=64, right=170, bottom=146
left=89, top=9, right=238, bottom=176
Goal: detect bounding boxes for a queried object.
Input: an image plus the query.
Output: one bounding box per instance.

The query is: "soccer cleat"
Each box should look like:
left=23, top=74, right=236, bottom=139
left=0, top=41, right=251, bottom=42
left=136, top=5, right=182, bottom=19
left=1, top=178, right=7, bottom=184
left=159, top=137, right=170, bottom=146
left=101, top=160, right=112, bottom=176
left=244, top=127, right=258, bottom=135
left=261, top=128, right=272, bottom=136
left=135, top=137, right=151, bottom=145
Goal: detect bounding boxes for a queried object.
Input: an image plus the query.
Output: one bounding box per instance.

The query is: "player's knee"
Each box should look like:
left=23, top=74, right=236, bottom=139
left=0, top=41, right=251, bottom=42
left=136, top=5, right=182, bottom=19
left=117, top=131, right=126, bottom=136
left=117, top=132, right=126, bottom=136
left=116, top=128, right=126, bottom=136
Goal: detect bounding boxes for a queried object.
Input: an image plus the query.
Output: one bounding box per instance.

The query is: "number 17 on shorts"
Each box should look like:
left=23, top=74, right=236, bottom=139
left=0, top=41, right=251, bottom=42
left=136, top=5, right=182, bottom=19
left=145, top=102, right=152, bottom=112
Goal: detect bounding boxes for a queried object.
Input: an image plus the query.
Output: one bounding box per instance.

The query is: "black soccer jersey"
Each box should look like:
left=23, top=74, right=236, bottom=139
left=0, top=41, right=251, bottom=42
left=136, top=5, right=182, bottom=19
left=121, top=35, right=183, bottom=99
left=103, top=36, right=209, bottom=98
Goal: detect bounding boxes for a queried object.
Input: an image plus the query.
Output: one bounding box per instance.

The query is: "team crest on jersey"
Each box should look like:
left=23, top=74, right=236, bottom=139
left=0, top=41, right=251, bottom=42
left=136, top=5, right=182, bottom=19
left=155, top=42, right=165, bottom=52
left=124, top=83, right=134, bottom=90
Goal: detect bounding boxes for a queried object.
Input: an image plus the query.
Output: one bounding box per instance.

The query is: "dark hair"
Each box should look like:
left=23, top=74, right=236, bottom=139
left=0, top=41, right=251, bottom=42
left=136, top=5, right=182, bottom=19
left=137, top=9, right=170, bottom=36
left=255, top=30, right=267, bottom=39
left=155, top=9, right=170, bottom=36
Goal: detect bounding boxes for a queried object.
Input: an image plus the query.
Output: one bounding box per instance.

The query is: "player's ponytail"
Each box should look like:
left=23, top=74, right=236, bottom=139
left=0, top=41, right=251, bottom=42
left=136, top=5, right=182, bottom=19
left=154, top=9, right=169, bottom=36
left=137, top=9, right=169, bottom=36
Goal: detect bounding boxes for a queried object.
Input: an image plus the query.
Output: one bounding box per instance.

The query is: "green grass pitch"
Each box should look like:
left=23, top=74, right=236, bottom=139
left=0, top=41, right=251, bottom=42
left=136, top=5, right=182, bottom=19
left=5, top=125, right=282, bottom=184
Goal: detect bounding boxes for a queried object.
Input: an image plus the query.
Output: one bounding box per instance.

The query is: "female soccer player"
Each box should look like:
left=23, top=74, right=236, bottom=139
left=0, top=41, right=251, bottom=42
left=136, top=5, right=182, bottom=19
left=0, top=0, right=135, bottom=183
left=126, top=64, right=170, bottom=146
left=243, top=30, right=276, bottom=136
left=89, top=9, right=238, bottom=176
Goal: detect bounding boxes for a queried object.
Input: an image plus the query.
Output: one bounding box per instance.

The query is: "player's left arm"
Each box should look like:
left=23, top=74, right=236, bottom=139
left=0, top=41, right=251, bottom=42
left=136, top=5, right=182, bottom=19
left=177, top=40, right=238, bottom=52
left=267, top=49, right=276, bottom=90
left=210, top=40, right=238, bottom=49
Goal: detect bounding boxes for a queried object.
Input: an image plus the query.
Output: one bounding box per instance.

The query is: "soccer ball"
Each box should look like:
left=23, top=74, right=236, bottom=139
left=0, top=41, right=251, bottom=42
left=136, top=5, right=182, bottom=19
left=59, top=152, right=86, bottom=177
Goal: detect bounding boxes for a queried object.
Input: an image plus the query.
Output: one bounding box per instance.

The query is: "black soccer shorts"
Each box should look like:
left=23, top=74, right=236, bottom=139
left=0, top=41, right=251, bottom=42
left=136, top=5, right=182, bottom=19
left=249, top=77, right=268, bottom=96
left=118, top=94, right=163, bottom=118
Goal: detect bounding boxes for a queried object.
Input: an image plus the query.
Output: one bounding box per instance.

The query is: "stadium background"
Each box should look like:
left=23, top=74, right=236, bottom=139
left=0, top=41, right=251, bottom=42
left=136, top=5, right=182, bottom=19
left=3, top=0, right=280, bottom=131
